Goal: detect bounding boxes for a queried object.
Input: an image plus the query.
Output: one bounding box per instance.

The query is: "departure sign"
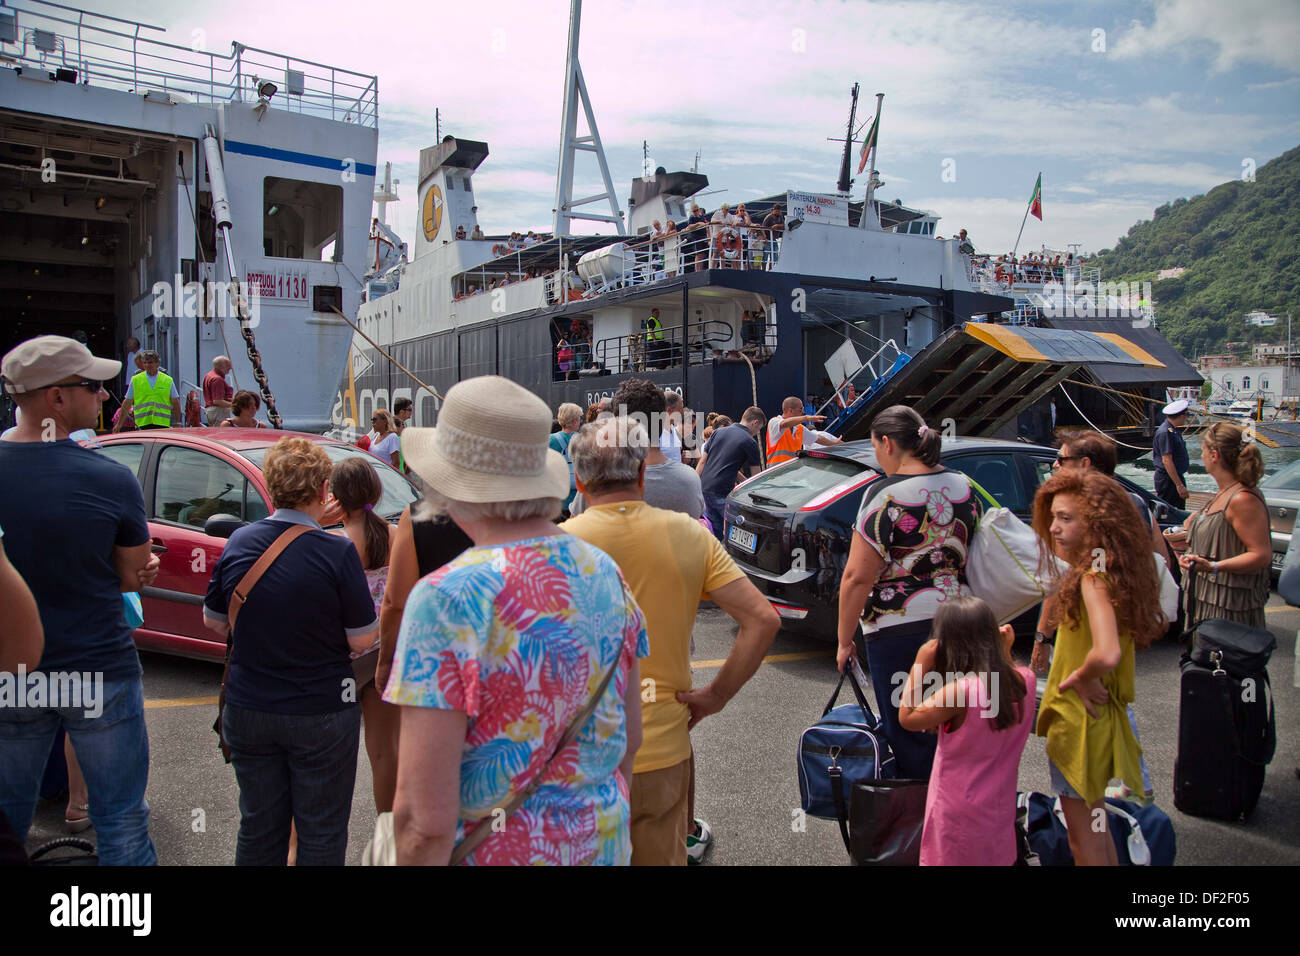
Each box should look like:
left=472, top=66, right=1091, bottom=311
left=786, top=191, right=849, bottom=227
left=244, top=265, right=311, bottom=303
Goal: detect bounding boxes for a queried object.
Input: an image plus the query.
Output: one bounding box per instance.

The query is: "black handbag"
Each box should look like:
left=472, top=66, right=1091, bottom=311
left=847, top=778, right=928, bottom=866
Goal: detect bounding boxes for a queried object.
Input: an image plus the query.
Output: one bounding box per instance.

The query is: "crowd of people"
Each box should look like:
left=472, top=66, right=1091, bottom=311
left=969, top=248, right=1089, bottom=287
left=634, top=201, right=786, bottom=276
left=0, top=331, right=1281, bottom=867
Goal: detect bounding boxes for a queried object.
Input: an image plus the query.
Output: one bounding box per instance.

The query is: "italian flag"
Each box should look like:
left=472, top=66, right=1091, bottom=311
left=1029, top=173, right=1043, bottom=221
left=857, top=113, right=880, bottom=175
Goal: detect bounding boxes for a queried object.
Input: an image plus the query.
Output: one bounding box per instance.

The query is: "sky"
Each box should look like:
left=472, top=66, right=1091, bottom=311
left=72, top=0, right=1300, bottom=256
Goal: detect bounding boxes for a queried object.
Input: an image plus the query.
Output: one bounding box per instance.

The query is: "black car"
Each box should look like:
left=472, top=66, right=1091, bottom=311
left=722, top=437, right=1188, bottom=640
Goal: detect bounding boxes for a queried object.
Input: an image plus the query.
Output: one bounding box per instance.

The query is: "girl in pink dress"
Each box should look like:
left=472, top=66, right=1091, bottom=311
left=899, top=596, right=1035, bottom=865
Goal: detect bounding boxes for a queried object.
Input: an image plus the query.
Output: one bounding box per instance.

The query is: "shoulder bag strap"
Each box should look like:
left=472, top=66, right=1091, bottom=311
left=448, top=651, right=623, bottom=866
left=228, top=524, right=313, bottom=632
left=964, top=475, right=1000, bottom=510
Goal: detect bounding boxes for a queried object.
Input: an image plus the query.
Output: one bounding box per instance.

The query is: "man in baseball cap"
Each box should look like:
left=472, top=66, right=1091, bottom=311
left=0, top=334, right=160, bottom=865
left=1154, top=398, right=1190, bottom=508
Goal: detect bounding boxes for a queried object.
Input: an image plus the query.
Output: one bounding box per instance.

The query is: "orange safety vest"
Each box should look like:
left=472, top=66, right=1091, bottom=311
left=767, top=421, right=804, bottom=466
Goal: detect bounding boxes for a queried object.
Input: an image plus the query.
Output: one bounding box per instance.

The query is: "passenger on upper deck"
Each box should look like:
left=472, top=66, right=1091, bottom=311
left=957, top=228, right=975, bottom=255
left=471, top=225, right=485, bottom=240
left=681, top=205, right=708, bottom=272
left=455, top=225, right=467, bottom=240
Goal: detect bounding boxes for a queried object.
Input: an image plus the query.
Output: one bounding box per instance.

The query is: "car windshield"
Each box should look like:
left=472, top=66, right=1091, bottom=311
left=736, top=456, right=865, bottom=508
left=240, top=444, right=419, bottom=519
left=1261, top=458, right=1300, bottom=491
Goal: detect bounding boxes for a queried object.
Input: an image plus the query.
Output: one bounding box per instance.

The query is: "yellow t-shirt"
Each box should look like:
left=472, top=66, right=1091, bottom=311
left=1035, top=574, right=1144, bottom=805
left=561, top=500, right=745, bottom=773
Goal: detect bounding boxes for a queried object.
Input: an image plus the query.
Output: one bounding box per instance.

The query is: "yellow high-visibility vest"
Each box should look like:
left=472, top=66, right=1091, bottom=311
left=131, top=372, right=174, bottom=427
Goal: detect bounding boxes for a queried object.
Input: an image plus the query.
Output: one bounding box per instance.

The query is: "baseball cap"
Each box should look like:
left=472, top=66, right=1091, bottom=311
left=2, top=335, right=121, bottom=394
left=1162, top=398, right=1190, bottom=416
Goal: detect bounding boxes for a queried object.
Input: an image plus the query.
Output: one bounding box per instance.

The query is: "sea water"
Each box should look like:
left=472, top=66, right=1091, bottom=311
left=1116, top=438, right=1300, bottom=496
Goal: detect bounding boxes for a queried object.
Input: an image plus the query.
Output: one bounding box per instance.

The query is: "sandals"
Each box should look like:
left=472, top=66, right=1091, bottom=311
left=64, top=804, right=92, bottom=834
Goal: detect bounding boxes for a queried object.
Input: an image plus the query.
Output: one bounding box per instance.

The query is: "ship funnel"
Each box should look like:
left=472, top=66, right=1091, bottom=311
left=414, top=137, right=489, bottom=258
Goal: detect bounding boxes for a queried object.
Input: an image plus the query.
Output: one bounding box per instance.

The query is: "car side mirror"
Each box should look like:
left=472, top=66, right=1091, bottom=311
left=204, top=513, right=246, bottom=539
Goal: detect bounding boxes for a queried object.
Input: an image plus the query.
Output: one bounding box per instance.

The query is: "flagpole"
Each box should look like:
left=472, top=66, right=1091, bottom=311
left=859, top=93, right=884, bottom=230
left=1012, top=172, right=1039, bottom=260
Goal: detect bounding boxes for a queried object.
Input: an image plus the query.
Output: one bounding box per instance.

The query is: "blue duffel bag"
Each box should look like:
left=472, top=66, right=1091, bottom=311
left=798, top=668, right=896, bottom=848
left=1017, top=792, right=1176, bottom=866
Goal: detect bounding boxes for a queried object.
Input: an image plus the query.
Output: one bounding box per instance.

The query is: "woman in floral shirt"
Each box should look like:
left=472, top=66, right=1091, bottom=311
left=835, top=406, right=981, bottom=779
left=385, top=376, right=648, bottom=865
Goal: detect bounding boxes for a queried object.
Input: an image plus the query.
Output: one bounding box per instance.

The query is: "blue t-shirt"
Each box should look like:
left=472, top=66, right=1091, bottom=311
left=0, top=439, right=150, bottom=680
left=204, top=510, right=377, bottom=714
left=699, top=423, right=762, bottom=497
left=1152, top=420, right=1188, bottom=487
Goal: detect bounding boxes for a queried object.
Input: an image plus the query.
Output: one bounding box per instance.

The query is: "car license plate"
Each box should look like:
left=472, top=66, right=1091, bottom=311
left=728, top=525, right=757, bottom=553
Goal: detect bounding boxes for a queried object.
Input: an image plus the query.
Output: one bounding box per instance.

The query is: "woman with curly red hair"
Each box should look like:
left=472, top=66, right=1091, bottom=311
left=1032, top=469, right=1164, bottom=865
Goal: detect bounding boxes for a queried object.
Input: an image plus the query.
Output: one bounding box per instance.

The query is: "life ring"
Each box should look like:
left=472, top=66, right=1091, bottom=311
left=997, top=273, right=1013, bottom=290
left=715, top=227, right=742, bottom=261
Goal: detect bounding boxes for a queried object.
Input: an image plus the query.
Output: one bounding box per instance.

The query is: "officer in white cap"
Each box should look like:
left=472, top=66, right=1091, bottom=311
left=1154, top=398, right=1190, bottom=507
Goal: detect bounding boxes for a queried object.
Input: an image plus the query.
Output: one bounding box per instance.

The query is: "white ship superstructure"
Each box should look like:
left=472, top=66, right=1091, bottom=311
left=1, top=0, right=378, bottom=430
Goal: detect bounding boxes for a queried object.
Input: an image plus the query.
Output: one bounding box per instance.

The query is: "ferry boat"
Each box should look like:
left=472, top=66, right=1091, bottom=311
left=0, top=0, right=377, bottom=431
left=332, top=2, right=1190, bottom=447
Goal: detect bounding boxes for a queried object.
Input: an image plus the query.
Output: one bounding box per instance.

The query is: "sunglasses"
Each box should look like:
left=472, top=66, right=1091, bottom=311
left=1053, top=454, right=1080, bottom=465
left=34, top=379, right=103, bottom=393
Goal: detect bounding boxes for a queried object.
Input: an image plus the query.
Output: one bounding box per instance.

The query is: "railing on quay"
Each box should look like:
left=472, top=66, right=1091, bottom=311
left=1, top=0, right=378, bottom=126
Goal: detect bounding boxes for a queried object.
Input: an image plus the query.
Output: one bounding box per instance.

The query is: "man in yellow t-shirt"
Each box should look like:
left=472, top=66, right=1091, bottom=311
left=561, top=417, right=780, bottom=866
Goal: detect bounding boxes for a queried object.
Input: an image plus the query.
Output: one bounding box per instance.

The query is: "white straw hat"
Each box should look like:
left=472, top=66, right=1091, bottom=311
left=401, top=375, right=569, bottom=503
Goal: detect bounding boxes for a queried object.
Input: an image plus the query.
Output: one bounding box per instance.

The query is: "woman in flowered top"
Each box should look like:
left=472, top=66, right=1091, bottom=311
left=835, top=405, right=981, bottom=779
left=384, top=375, right=648, bottom=866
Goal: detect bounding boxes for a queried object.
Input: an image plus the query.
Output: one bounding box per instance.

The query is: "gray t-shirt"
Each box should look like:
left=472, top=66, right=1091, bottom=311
left=570, top=460, right=705, bottom=519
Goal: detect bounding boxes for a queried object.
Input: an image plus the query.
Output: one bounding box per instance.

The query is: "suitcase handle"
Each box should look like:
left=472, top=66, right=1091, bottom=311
left=823, top=665, right=878, bottom=726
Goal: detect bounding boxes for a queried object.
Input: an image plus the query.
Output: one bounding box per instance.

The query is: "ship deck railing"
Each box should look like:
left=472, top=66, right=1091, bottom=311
left=1, top=0, right=378, bottom=126
left=967, top=258, right=1102, bottom=293
left=577, top=318, right=770, bottom=380
left=574, top=229, right=784, bottom=298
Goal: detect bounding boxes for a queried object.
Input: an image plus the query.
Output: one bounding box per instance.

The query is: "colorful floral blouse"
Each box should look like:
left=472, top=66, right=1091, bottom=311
left=854, top=469, right=982, bottom=636
left=384, top=534, right=649, bottom=865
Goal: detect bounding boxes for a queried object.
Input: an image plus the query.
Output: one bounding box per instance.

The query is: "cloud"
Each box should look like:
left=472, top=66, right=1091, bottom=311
left=1090, top=161, right=1232, bottom=191
left=907, top=194, right=1163, bottom=256
left=1111, top=0, right=1300, bottom=74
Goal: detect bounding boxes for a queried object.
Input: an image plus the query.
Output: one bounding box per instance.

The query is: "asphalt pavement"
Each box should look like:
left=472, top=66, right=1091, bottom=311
left=23, top=597, right=1300, bottom=866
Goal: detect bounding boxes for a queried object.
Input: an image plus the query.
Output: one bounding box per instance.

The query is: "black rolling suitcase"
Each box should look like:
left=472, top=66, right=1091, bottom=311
left=1173, top=618, right=1277, bottom=820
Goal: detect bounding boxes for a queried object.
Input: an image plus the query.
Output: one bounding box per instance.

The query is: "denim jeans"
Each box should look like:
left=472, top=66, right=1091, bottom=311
left=0, top=675, right=157, bottom=865
left=859, top=624, right=938, bottom=781
left=704, top=494, right=728, bottom=541
left=222, top=702, right=361, bottom=866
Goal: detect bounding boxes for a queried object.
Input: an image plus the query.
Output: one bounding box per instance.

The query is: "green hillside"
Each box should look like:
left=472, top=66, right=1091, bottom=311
left=1091, top=145, right=1300, bottom=358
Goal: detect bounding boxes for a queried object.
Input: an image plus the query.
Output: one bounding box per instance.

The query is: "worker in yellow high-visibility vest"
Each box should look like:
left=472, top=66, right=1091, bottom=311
left=765, top=395, right=841, bottom=468
left=114, top=350, right=181, bottom=431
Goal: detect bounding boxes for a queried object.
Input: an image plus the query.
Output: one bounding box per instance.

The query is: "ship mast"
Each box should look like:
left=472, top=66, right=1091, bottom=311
left=836, top=83, right=859, bottom=195
left=552, top=0, right=624, bottom=237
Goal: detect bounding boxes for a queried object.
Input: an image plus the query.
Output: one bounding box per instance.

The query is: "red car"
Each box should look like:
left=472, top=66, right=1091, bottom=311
left=86, top=428, right=420, bottom=662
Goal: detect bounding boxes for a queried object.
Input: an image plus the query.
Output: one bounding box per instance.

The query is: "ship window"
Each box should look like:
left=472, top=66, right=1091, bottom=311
left=263, top=177, right=343, bottom=261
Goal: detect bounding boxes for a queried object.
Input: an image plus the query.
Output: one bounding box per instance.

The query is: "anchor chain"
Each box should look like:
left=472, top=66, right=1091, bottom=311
left=233, top=280, right=282, bottom=429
